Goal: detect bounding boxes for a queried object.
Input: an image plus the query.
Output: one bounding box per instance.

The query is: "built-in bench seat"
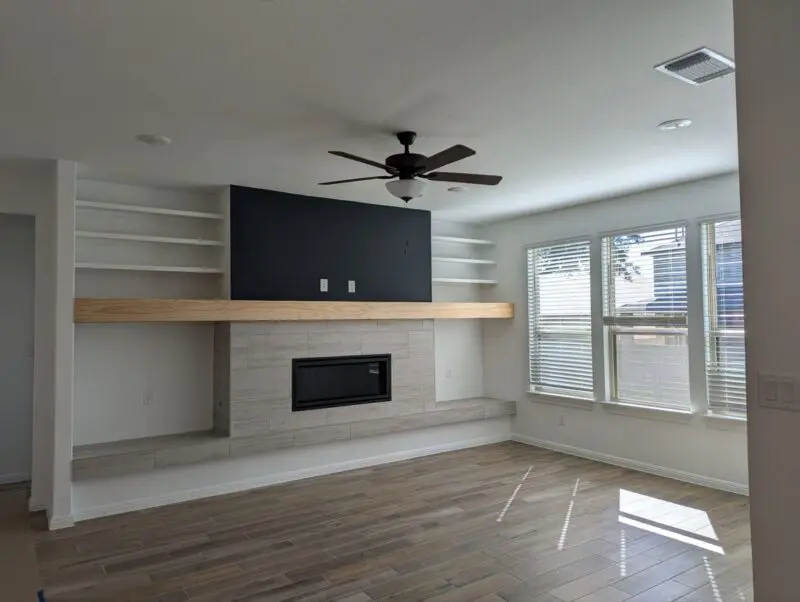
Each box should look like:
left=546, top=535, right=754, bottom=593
left=72, top=398, right=515, bottom=480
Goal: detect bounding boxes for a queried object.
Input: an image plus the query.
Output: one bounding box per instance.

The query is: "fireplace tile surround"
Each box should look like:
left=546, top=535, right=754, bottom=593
left=72, top=318, right=515, bottom=480
left=215, top=319, right=441, bottom=438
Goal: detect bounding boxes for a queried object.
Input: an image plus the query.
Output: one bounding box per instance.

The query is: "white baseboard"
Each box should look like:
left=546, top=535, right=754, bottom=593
left=74, top=433, right=511, bottom=522
left=512, top=433, right=749, bottom=496
left=47, top=514, right=75, bottom=530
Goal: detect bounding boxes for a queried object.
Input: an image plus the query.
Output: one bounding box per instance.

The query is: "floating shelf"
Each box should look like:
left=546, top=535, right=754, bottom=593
left=75, top=231, right=225, bottom=247
left=431, top=235, right=495, bottom=246
left=75, top=263, right=224, bottom=274
left=432, top=257, right=497, bottom=265
left=432, top=278, right=498, bottom=285
left=76, top=200, right=224, bottom=220
left=74, top=299, right=515, bottom=323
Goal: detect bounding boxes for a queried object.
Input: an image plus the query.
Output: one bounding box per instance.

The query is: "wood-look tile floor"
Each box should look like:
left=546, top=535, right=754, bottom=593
left=35, top=443, right=752, bottom=601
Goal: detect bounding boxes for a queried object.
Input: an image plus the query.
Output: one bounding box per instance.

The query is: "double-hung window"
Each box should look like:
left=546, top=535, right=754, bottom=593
left=702, top=218, right=746, bottom=415
left=527, top=240, right=593, bottom=399
left=601, top=226, right=691, bottom=410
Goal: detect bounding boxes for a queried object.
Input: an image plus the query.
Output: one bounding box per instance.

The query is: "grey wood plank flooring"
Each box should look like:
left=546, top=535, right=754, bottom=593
left=34, top=442, right=752, bottom=601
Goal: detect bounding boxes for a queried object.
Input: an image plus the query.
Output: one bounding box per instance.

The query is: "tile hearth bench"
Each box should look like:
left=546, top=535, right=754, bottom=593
left=72, top=398, right=515, bottom=480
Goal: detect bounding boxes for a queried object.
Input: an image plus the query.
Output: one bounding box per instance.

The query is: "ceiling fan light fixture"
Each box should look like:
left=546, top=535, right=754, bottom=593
left=386, top=178, right=426, bottom=202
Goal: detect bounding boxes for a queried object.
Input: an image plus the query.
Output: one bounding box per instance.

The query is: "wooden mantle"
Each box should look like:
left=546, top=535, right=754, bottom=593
left=74, top=299, right=515, bottom=323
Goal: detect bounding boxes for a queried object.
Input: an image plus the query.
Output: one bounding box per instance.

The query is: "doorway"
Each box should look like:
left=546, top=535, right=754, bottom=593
left=0, top=214, right=35, bottom=484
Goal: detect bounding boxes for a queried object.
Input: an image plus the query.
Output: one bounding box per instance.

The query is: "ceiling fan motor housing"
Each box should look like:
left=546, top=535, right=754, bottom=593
left=386, top=152, right=426, bottom=175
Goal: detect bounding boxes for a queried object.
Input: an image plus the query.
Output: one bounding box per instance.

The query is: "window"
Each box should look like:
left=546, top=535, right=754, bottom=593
left=702, top=219, right=746, bottom=415
left=602, top=226, right=691, bottom=409
left=527, top=240, right=593, bottom=399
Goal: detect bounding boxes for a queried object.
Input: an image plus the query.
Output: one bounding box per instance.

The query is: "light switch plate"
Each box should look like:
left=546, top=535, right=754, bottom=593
left=758, top=372, right=798, bottom=411
left=348, top=280, right=356, bottom=293
left=320, top=278, right=328, bottom=292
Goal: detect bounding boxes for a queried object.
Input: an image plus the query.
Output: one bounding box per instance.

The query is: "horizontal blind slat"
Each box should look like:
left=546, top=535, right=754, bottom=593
left=528, top=240, right=593, bottom=399
left=702, top=219, right=746, bottom=414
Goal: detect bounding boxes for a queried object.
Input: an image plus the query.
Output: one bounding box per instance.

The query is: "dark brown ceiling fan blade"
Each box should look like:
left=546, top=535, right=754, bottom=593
left=328, top=151, right=395, bottom=172
left=319, top=175, right=394, bottom=185
left=420, top=145, right=476, bottom=173
left=424, top=172, right=503, bottom=185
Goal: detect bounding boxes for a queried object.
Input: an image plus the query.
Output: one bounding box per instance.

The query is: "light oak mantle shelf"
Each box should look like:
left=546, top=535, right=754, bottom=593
left=74, top=299, right=515, bottom=323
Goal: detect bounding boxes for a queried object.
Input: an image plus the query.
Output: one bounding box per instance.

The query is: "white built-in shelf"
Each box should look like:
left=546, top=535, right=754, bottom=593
left=75, top=231, right=224, bottom=247
left=432, top=256, right=497, bottom=265
left=76, top=263, right=224, bottom=274
left=431, top=235, right=495, bottom=246
left=432, top=277, right=498, bottom=285
left=76, top=200, right=224, bottom=220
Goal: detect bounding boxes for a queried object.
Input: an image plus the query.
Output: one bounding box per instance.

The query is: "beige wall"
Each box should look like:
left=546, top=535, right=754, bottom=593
left=734, top=1, right=800, bottom=599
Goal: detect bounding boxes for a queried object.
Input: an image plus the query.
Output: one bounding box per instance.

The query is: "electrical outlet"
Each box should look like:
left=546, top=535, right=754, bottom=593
left=320, top=278, right=328, bottom=292
left=558, top=414, right=565, bottom=426
left=348, top=280, right=356, bottom=293
left=143, top=390, right=155, bottom=406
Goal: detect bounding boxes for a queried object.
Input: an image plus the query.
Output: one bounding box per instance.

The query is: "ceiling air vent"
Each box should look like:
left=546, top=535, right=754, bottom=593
left=655, top=47, right=735, bottom=85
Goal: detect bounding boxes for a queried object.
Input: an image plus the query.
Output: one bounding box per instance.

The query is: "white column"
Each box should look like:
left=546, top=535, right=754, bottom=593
left=734, top=1, right=800, bottom=599
left=49, top=160, right=76, bottom=528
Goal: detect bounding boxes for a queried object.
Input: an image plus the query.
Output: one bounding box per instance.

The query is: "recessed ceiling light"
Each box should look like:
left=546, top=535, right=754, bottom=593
left=136, top=134, right=172, bottom=146
left=658, top=118, right=692, bottom=131
left=447, top=186, right=469, bottom=193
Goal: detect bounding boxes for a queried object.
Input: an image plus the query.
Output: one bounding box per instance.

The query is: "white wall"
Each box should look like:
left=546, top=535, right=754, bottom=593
left=73, top=416, right=511, bottom=520
left=481, top=174, right=748, bottom=489
left=431, top=220, right=487, bottom=401
left=0, top=160, right=69, bottom=519
left=733, top=2, right=800, bottom=599
left=0, top=214, right=36, bottom=483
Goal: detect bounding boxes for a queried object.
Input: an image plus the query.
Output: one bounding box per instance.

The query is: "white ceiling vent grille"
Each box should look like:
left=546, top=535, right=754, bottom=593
left=655, top=47, right=735, bottom=85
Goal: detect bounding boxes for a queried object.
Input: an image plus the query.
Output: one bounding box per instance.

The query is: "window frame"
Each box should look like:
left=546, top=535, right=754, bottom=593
left=700, top=215, right=746, bottom=417
left=526, top=236, right=595, bottom=401
left=523, top=215, right=745, bottom=421
left=599, top=222, right=692, bottom=410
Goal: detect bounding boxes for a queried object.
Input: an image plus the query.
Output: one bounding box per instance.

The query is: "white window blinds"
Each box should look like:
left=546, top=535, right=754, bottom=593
left=527, top=240, right=593, bottom=399
left=702, top=219, right=746, bottom=415
left=602, top=226, right=691, bottom=409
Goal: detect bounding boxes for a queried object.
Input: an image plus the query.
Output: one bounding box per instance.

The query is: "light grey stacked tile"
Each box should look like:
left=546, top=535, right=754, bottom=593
left=231, top=365, right=290, bottom=402
left=229, top=432, right=295, bottom=457
left=155, top=438, right=231, bottom=469
left=247, top=333, right=308, bottom=368
left=73, top=451, right=156, bottom=480
left=327, top=401, right=396, bottom=425
left=324, top=320, right=378, bottom=332
left=308, top=331, right=362, bottom=356
left=361, top=331, right=409, bottom=358
left=269, top=407, right=327, bottom=432
left=377, top=319, right=432, bottom=331
left=213, top=324, right=232, bottom=436
left=351, top=406, right=486, bottom=439
left=409, top=330, right=434, bottom=359
left=294, top=424, right=351, bottom=446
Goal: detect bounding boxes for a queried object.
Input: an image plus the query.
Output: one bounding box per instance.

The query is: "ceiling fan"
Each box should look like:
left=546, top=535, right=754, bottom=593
left=320, top=131, right=502, bottom=203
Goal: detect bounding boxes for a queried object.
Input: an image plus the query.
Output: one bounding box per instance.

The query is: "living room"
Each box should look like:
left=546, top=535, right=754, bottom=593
left=0, top=1, right=797, bottom=600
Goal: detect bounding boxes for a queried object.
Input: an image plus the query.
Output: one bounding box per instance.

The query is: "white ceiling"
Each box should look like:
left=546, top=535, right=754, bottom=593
left=0, top=0, right=737, bottom=223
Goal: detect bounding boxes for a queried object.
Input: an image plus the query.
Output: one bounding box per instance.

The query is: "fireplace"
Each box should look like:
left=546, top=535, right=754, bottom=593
left=292, top=354, right=392, bottom=411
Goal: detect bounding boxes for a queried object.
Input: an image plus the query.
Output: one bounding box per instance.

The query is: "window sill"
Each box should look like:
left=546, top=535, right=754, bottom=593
left=598, top=400, right=695, bottom=423
left=527, top=389, right=595, bottom=411
left=704, top=411, right=746, bottom=422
